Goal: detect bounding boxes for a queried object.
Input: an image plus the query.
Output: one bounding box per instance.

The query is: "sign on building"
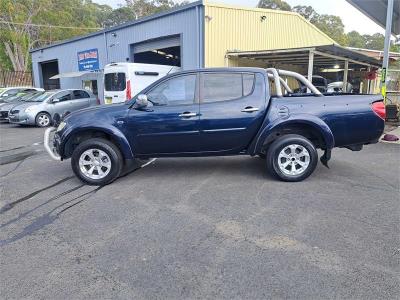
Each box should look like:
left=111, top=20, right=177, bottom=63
left=77, top=48, right=99, bottom=71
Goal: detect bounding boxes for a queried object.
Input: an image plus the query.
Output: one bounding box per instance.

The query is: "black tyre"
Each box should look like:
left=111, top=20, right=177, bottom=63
left=266, top=134, right=318, bottom=182
left=71, top=138, right=123, bottom=186
left=35, top=112, right=51, bottom=127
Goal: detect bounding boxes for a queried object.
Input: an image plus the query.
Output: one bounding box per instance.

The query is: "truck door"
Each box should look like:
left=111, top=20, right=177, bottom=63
left=125, top=73, right=201, bottom=155
left=198, top=72, right=266, bottom=153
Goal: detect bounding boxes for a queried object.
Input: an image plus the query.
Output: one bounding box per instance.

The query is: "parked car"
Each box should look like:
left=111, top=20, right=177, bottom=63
left=0, top=87, right=43, bottom=99
left=45, top=68, right=385, bottom=185
left=327, top=81, right=353, bottom=93
left=0, top=91, right=45, bottom=122
left=8, top=89, right=98, bottom=127
left=104, top=63, right=180, bottom=104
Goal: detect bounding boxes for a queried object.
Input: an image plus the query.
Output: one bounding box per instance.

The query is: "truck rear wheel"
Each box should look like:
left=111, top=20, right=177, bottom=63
left=71, top=138, right=123, bottom=186
left=266, top=134, right=318, bottom=182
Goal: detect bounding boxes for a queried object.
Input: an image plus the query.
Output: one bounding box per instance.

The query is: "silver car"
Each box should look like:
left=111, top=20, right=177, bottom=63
left=0, top=87, right=43, bottom=99
left=0, top=91, right=45, bottom=121
left=8, top=89, right=98, bottom=127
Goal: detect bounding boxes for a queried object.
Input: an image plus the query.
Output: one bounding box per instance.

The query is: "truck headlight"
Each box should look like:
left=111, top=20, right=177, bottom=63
left=56, top=121, right=66, bottom=132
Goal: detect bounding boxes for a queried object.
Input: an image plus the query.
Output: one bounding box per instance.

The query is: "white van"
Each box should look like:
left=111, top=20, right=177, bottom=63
left=103, top=63, right=180, bottom=104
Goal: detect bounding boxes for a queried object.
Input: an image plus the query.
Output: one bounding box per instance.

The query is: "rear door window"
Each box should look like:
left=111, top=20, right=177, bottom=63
left=105, top=73, right=126, bottom=91
left=243, top=74, right=255, bottom=96
left=202, top=73, right=255, bottom=103
left=73, top=90, right=90, bottom=99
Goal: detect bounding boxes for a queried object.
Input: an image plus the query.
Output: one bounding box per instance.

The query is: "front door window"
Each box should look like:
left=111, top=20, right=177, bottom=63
left=147, top=74, right=197, bottom=106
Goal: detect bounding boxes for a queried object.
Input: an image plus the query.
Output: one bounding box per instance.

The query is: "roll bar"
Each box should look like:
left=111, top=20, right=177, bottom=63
left=267, top=74, right=293, bottom=94
left=266, top=68, right=323, bottom=97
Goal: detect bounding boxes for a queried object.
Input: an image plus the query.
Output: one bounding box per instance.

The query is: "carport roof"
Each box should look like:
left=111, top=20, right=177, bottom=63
left=226, top=44, right=382, bottom=68
left=346, top=0, right=399, bottom=35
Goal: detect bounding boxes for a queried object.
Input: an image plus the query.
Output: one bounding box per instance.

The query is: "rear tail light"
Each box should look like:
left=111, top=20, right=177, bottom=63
left=126, top=80, right=131, bottom=101
left=96, top=97, right=100, bottom=105
left=371, top=101, right=385, bottom=120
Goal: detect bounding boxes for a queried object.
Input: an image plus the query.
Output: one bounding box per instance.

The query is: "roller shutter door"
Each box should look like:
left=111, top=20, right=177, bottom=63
left=133, top=36, right=181, bottom=54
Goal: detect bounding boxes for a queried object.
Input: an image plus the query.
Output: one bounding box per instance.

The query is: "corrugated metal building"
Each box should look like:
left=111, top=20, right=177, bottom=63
left=30, top=0, right=379, bottom=100
left=31, top=1, right=204, bottom=100
left=203, top=2, right=335, bottom=67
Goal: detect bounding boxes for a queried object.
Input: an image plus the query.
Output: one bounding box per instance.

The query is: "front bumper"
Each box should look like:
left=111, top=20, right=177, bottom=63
left=8, top=112, right=35, bottom=125
left=44, top=127, right=61, bottom=161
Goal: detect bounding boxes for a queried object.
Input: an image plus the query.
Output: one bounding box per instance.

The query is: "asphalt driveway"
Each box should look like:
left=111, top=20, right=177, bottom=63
left=0, top=123, right=399, bottom=299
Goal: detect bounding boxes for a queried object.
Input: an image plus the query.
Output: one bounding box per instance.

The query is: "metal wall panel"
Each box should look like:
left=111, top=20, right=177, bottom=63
left=104, top=8, right=201, bottom=67
left=31, top=34, right=106, bottom=99
left=204, top=2, right=336, bottom=67
left=31, top=5, right=203, bottom=101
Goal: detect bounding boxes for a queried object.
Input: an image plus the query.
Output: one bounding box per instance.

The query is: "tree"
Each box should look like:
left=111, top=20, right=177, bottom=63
left=346, top=31, right=365, bottom=48
left=125, top=0, right=188, bottom=20
left=312, top=14, right=348, bottom=45
left=257, top=0, right=291, bottom=11
left=101, top=6, right=136, bottom=28
left=0, top=0, right=47, bottom=71
left=89, top=2, right=114, bottom=28
left=0, top=0, right=107, bottom=72
left=291, top=5, right=318, bottom=21
left=363, top=33, right=385, bottom=50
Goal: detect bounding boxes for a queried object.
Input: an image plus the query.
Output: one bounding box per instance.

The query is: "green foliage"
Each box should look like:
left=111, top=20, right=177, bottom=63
left=312, top=14, right=348, bottom=45
left=125, top=0, right=188, bottom=20
left=257, top=0, right=291, bottom=11
left=291, top=5, right=317, bottom=21
left=346, top=31, right=400, bottom=52
left=346, top=31, right=365, bottom=48
left=0, top=43, right=12, bottom=71
left=101, top=6, right=136, bottom=28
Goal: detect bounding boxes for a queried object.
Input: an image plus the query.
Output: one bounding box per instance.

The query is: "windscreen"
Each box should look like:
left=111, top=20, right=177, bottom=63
left=105, top=73, right=126, bottom=91
left=23, top=91, right=54, bottom=102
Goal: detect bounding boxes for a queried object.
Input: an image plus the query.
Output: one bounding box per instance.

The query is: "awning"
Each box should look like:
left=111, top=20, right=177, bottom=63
left=49, top=70, right=102, bottom=79
left=346, top=0, right=399, bottom=35
left=226, top=44, right=382, bottom=68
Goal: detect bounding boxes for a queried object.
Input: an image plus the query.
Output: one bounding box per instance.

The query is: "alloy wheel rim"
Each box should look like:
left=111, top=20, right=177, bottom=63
left=79, top=148, right=111, bottom=180
left=277, top=144, right=310, bottom=176
left=38, top=114, right=50, bottom=126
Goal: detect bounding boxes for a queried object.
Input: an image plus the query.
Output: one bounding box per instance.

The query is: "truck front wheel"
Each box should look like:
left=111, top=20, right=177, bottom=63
left=266, top=134, right=318, bottom=182
left=71, top=138, right=123, bottom=186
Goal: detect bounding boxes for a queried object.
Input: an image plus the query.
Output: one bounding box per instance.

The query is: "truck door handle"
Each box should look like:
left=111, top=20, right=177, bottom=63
left=179, top=112, right=197, bottom=118
left=241, top=107, right=259, bottom=113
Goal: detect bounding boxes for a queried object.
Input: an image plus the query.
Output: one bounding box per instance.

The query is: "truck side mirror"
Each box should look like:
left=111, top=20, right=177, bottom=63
left=135, top=94, right=148, bottom=108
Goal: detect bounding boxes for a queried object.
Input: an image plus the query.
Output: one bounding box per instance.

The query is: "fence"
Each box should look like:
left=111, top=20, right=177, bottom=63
left=0, top=70, right=33, bottom=87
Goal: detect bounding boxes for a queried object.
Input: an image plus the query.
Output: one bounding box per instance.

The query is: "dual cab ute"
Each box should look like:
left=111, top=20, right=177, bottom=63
left=45, top=68, right=385, bottom=185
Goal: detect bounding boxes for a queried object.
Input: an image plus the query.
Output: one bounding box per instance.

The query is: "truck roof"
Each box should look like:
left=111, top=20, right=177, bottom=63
left=171, top=67, right=267, bottom=75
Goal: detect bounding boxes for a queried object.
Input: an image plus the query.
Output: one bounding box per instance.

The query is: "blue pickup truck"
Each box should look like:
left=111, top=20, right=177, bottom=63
left=45, top=68, right=385, bottom=185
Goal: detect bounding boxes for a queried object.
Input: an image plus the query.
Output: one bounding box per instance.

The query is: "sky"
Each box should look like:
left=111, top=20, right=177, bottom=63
left=93, top=0, right=385, bottom=35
